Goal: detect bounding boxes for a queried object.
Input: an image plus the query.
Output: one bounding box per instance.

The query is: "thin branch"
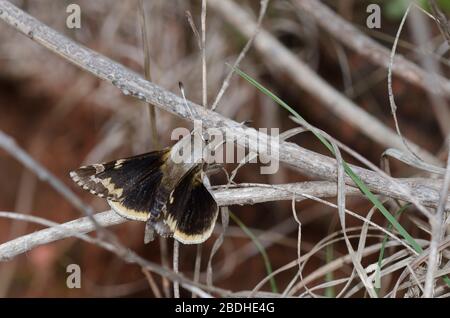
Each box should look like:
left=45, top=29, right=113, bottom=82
left=142, top=268, right=163, bottom=298
left=388, top=4, right=425, bottom=162
left=408, top=4, right=450, bottom=138
left=192, top=244, right=203, bottom=298
left=186, top=11, right=202, bottom=49
left=158, top=236, right=171, bottom=297
left=211, top=0, right=269, bottom=111
left=289, top=116, right=435, bottom=221
left=201, top=0, right=207, bottom=108
left=207, top=207, right=229, bottom=286
left=138, top=0, right=169, bottom=295
left=0, top=130, right=88, bottom=215
left=391, top=237, right=450, bottom=297
left=0, top=180, right=360, bottom=261
left=0, top=210, right=230, bottom=297
left=251, top=235, right=421, bottom=296
left=138, top=0, right=159, bottom=149
left=428, top=0, right=450, bottom=45
left=0, top=131, right=118, bottom=246
left=173, top=240, right=180, bottom=298
left=0, top=210, right=122, bottom=261
left=424, top=137, right=450, bottom=297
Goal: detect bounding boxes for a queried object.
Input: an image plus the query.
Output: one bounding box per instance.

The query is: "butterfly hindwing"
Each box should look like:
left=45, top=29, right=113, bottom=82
left=70, top=149, right=170, bottom=221
left=165, top=165, right=219, bottom=244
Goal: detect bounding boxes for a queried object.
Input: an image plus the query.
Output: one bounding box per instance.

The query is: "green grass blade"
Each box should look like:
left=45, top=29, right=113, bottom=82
left=325, top=244, right=335, bottom=297
left=233, top=66, right=421, bottom=252
left=229, top=212, right=278, bottom=293
left=233, top=66, right=450, bottom=289
left=376, top=203, right=410, bottom=295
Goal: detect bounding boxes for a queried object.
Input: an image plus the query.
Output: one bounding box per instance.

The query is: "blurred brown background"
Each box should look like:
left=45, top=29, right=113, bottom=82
left=0, top=0, right=448, bottom=297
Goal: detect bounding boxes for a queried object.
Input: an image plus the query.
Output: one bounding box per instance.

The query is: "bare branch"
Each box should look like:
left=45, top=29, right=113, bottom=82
left=138, top=0, right=159, bottom=149
left=0, top=130, right=124, bottom=247
left=408, top=4, right=450, bottom=137
left=428, top=0, right=450, bottom=45
left=0, top=210, right=123, bottom=261
left=0, top=181, right=361, bottom=261
left=211, top=0, right=269, bottom=111
left=173, top=240, right=180, bottom=298
left=0, top=210, right=231, bottom=297
left=201, top=0, right=207, bottom=108
left=424, top=137, right=450, bottom=297
left=0, top=131, right=88, bottom=215
left=388, top=5, right=426, bottom=162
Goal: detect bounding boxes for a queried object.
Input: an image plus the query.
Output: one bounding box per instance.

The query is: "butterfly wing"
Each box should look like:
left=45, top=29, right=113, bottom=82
left=164, top=165, right=219, bottom=244
left=70, top=149, right=170, bottom=221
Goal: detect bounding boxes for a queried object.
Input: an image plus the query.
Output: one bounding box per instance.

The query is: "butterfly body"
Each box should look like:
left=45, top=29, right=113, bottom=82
left=70, top=134, right=218, bottom=244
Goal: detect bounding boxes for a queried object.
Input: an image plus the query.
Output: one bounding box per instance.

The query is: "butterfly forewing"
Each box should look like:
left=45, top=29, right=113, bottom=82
left=70, top=149, right=170, bottom=220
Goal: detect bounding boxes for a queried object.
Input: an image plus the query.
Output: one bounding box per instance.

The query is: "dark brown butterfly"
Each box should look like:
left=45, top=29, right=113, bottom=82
left=70, top=134, right=219, bottom=244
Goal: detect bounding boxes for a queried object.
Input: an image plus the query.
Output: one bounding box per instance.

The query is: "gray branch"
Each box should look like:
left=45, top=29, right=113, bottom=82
left=0, top=211, right=124, bottom=261
left=0, top=210, right=234, bottom=296
left=0, top=181, right=359, bottom=261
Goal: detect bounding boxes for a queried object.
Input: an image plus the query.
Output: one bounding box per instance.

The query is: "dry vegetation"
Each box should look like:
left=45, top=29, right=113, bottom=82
left=0, top=0, right=449, bottom=298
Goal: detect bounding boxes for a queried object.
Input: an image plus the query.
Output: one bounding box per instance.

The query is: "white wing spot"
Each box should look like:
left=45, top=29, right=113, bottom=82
left=114, top=159, right=126, bottom=169
left=94, top=164, right=105, bottom=173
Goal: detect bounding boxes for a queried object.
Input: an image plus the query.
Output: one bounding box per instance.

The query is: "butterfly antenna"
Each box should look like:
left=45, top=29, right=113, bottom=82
left=178, top=81, right=208, bottom=145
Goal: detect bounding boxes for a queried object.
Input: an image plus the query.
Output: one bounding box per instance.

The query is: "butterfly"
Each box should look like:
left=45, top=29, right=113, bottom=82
left=69, top=133, right=219, bottom=245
